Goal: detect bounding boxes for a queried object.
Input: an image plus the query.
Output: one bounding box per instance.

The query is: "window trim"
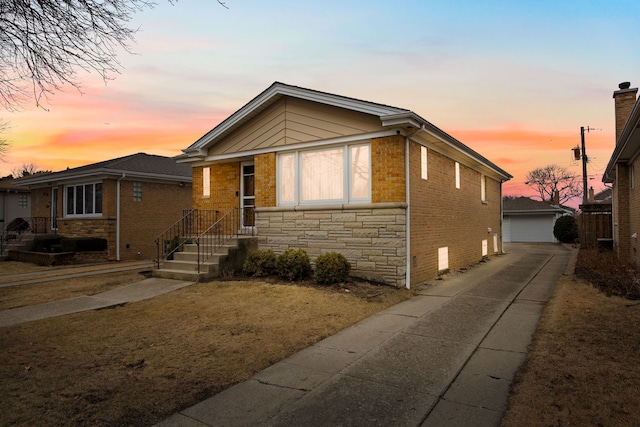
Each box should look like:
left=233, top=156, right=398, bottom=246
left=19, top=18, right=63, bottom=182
left=421, top=146, right=428, bottom=180
left=481, top=174, right=486, bottom=202
left=455, top=162, right=460, bottom=189
left=64, top=181, right=103, bottom=218
left=277, top=142, right=371, bottom=206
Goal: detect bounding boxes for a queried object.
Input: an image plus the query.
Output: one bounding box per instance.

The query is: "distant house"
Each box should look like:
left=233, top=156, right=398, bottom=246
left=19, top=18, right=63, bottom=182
left=14, top=153, right=192, bottom=261
left=604, top=81, right=640, bottom=267
left=173, top=82, right=512, bottom=288
left=0, top=176, right=31, bottom=234
left=502, top=197, right=573, bottom=243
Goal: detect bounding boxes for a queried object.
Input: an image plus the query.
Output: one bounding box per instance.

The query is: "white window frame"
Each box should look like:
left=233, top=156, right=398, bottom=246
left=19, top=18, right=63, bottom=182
left=64, top=182, right=103, bottom=217
left=421, top=146, right=428, bottom=180
left=278, top=142, right=371, bottom=206
left=203, top=167, right=211, bottom=198
left=481, top=174, right=486, bottom=202
left=455, top=162, right=460, bottom=189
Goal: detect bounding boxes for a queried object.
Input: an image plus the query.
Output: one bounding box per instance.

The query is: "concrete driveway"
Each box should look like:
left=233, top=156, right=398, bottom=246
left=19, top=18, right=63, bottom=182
left=157, top=243, right=573, bottom=427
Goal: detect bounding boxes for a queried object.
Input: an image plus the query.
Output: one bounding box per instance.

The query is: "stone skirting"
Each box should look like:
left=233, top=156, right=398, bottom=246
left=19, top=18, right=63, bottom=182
left=255, top=203, right=407, bottom=287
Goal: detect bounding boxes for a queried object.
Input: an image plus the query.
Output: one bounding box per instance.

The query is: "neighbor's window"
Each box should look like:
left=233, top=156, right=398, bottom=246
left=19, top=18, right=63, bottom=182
left=481, top=175, right=486, bottom=201
left=455, top=162, right=460, bottom=189
left=18, top=194, right=27, bottom=208
left=133, top=182, right=143, bottom=201
left=421, top=146, right=428, bottom=180
left=203, top=167, right=211, bottom=197
left=631, top=164, right=636, bottom=189
left=66, top=182, right=102, bottom=216
left=278, top=143, right=370, bottom=205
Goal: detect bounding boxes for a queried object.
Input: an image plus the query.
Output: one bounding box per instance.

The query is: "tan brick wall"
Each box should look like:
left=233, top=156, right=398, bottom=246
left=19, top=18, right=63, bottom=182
left=255, top=152, right=276, bottom=208
left=631, top=158, right=640, bottom=268
left=614, top=88, right=638, bottom=141
left=118, top=180, right=192, bottom=261
left=372, top=135, right=406, bottom=203
left=409, top=142, right=503, bottom=285
left=193, top=162, right=241, bottom=212
left=614, top=164, right=630, bottom=263
left=57, top=217, right=116, bottom=259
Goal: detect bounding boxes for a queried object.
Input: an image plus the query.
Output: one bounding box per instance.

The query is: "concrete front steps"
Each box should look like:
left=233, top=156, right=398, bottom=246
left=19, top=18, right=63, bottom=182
left=153, top=236, right=258, bottom=282
left=1, top=232, right=38, bottom=260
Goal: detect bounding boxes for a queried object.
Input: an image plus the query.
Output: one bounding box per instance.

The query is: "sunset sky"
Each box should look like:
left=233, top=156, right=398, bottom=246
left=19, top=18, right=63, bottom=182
left=2, top=0, right=639, bottom=207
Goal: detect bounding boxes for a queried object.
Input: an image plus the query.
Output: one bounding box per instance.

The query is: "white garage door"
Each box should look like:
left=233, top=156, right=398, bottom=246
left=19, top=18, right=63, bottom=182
left=507, top=214, right=556, bottom=243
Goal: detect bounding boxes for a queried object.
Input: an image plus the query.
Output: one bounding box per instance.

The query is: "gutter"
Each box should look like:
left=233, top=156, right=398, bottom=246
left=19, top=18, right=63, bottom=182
left=404, top=125, right=424, bottom=289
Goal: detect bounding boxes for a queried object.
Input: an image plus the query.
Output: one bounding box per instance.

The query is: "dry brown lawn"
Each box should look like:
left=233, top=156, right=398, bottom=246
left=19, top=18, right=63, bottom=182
left=0, top=264, right=412, bottom=427
left=502, top=274, right=640, bottom=426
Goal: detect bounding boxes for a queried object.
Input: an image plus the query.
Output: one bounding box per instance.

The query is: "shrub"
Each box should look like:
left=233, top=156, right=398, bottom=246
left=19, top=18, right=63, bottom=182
left=314, top=251, right=351, bottom=285
left=276, top=249, right=312, bottom=281
left=243, top=249, right=277, bottom=277
left=576, top=247, right=640, bottom=300
left=553, top=215, right=578, bottom=243
left=33, top=236, right=62, bottom=252
left=60, top=237, right=107, bottom=252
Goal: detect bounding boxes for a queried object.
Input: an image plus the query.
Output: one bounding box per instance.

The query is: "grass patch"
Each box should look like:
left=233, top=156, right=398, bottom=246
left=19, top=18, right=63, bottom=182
left=0, top=274, right=412, bottom=426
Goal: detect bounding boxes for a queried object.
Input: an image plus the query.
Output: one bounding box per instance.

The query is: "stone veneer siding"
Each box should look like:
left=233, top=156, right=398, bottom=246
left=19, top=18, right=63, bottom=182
left=255, top=203, right=407, bottom=287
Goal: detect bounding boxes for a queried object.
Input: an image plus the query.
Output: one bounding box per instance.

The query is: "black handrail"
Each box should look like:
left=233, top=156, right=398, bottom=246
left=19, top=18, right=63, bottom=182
left=195, top=207, right=255, bottom=273
left=154, top=209, right=220, bottom=268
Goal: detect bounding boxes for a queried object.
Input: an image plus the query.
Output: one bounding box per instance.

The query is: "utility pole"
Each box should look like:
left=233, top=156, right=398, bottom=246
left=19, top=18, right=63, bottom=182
left=580, top=127, right=588, bottom=205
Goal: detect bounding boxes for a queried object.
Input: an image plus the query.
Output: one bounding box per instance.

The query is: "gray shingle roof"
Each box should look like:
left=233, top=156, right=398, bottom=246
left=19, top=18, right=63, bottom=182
left=503, top=196, right=572, bottom=213
left=14, top=153, right=192, bottom=187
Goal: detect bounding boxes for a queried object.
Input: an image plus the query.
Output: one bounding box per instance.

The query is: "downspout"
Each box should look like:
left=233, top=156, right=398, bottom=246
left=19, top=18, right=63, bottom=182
left=116, top=173, right=125, bottom=261
left=404, top=125, right=424, bottom=289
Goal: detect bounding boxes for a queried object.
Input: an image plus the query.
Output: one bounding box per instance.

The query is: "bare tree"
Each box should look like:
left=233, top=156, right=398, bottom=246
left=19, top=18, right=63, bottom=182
left=0, top=0, right=228, bottom=110
left=0, top=119, right=8, bottom=159
left=525, top=164, right=582, bottom=205
left=12, top=163, right=50, bottom=178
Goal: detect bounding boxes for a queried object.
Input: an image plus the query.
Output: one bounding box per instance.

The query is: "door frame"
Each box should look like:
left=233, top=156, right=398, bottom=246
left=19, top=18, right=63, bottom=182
left=240, top=161, right=255, bottom=232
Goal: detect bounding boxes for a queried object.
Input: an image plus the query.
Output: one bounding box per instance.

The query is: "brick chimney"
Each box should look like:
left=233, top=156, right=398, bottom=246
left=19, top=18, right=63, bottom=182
left=613, top=81, right=638, bottom=143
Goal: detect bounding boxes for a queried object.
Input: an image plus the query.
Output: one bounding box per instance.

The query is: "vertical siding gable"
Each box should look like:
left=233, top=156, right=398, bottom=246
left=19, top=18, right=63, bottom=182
left=208, top=97, right=384, bottom=156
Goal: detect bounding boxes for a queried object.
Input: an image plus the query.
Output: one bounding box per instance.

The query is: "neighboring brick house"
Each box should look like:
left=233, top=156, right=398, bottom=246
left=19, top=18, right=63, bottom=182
left=502, top=197, right=573, bottom=243
left=178, top=82, right=512, bottom=288
left=0, top=176, right=31, bottom=234
left=14, top=153, right=192, bottom=261
left=604, top=81, right=640, bottom=267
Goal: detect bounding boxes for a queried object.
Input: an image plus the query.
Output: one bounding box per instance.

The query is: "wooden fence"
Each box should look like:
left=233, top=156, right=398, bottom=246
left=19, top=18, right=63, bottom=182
left=578, top=203, right=613, bottom=247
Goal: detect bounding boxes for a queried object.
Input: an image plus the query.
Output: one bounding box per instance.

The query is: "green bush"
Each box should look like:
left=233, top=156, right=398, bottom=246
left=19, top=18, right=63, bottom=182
left=314, top=251, right=351, bottom=285
left=276, top=249, right=312, bottom=281
left=553, top=215, right=579, bottom=243
left=243, top=249, right=277, bottom=277
left=60, top=237, right=107, bottom=252
left=33, top=236, right=62, bottom=253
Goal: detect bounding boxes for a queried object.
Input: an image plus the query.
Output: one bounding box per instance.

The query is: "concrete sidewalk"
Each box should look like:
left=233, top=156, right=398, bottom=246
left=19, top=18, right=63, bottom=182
left=156, top=243, right=573, bottom=427
left=0, top=262, right=194, bottom=327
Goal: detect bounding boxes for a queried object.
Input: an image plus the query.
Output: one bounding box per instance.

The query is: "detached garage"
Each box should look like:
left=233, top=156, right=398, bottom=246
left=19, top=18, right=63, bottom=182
left=503, top=197, right=574, bottom=243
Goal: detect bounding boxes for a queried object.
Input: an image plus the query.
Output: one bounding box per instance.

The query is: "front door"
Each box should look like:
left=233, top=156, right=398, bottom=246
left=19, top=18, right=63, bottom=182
left=241, top=162, right=255, bottom=229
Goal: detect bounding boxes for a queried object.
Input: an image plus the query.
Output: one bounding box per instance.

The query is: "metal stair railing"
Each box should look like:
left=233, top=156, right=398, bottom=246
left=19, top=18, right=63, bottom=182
left=195, top=207, right=255, bottom=273
left=2, top=217, right=53, bottom=254
left=154, top=209, right=220, bottom=268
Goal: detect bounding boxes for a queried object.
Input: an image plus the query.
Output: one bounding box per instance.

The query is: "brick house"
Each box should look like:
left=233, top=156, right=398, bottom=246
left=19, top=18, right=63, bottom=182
left=178, top=82, right=512, bottom=288
left=604, top=82, right=640, bottom=267
left=14, top=153, right=192, bottom=261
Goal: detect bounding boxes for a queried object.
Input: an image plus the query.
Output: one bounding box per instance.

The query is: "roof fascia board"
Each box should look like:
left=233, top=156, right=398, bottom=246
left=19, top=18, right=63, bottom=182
left=14, top=169, right=191, bottom=187
left=418, top=123, right=512, bottom=181
left=604, top=96, right=640, bottom=182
